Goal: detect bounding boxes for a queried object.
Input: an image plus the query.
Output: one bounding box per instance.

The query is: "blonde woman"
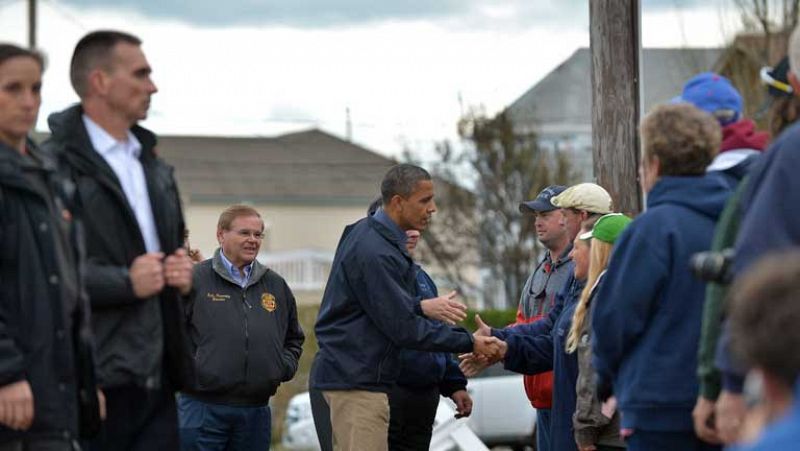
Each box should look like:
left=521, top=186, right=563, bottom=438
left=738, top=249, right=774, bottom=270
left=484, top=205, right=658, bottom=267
left=566, top=214, right=632, bottom=451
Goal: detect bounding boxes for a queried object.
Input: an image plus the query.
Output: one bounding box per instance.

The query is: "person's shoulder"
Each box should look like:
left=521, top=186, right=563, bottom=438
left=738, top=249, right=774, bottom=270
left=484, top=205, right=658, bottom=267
left=259, top=265, right=290, bottom=287
left=767, top=121, right=800, bottom=160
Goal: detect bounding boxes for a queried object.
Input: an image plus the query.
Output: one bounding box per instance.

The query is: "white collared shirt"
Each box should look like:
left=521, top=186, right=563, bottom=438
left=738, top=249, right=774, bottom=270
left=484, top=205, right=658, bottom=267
left=82, top=115, right=161, bottom=253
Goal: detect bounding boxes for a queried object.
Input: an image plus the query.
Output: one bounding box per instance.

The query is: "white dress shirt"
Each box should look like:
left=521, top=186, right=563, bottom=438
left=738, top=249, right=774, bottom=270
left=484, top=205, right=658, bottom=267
left=82, top=115, right=161, bottom=253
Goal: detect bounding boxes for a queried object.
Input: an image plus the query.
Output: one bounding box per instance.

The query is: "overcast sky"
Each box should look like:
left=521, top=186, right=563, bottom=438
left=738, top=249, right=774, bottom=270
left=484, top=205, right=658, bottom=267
left=0, top=0, right=742, bottom=162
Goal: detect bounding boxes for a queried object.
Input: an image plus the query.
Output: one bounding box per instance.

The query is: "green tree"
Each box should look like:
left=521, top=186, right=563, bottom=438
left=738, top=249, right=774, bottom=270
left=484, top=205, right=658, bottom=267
left=422, top=108, right=574, bottom=309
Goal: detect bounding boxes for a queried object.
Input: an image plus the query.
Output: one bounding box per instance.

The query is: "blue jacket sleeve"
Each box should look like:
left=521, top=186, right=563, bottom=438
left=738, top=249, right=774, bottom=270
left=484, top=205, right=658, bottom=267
left=352, top=253, right=474, bottom=353
left=591, top=224, right=668, bottom=387
left=714, top=321, right=746, bottom=393
left=492, top=274, right=573, bottom=340
left=503, top=331, right=554, bottom=375
left=439, top=354, right=468, bottom=397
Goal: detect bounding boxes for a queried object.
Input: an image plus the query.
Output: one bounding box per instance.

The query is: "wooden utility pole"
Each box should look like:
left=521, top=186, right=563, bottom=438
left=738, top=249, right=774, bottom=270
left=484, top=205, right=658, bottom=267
left=28, top=0, right=37, bottom=49
left=590, top=0, right=642, bottom=215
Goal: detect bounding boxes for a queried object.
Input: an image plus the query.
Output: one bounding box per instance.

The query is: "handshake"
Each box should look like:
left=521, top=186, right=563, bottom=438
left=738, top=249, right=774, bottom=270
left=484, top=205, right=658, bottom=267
left=461, top=314, right=508, bottom=377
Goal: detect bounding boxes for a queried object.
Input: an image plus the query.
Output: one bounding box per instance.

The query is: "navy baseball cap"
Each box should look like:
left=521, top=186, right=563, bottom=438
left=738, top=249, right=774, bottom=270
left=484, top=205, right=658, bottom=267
left=519, top=185, right=567, bottom=213
left=761, top=57, right=793, bottom=98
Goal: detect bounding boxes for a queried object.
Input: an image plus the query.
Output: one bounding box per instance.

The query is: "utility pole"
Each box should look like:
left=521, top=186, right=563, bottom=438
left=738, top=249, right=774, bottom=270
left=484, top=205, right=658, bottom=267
left=28, top=0, right=37, bottom=49
left=590, top=0, right=642, bottom=215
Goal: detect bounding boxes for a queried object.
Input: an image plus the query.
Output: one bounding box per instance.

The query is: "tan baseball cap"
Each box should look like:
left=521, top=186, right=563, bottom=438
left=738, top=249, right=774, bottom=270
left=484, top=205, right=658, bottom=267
left=551, top=183, right=613, bottom=214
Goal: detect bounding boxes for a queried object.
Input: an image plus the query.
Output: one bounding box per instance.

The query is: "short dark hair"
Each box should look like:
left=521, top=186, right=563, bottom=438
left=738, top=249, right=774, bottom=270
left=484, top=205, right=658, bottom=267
left=641, top=103, right=720, bottom=176
left=380, top=164, right=432, bottom=205
left=0, top=43, right=44, bottom=71
left=70, top=30, right=141, bottom=98
left=729, top=251, right=800, bottom=387
left=217, top=205, right=262, bottom=231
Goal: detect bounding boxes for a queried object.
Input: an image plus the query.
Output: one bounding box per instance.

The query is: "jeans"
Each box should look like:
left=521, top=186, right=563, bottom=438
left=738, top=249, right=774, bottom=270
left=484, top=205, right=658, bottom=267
left=625, top=429, right=721, bottom=451
left=178, top=395, right=271, bottom=451
left=536, top=408, right=552, bottom=451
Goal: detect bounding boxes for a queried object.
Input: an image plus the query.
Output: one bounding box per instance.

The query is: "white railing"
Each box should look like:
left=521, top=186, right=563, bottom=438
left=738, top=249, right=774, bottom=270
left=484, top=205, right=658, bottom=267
left=259, top=249, right=334, bottom=291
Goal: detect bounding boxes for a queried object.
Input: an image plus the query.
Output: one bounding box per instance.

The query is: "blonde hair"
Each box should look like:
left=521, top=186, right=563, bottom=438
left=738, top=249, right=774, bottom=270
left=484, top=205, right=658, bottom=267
left=566, top=238, right=613, bottom=354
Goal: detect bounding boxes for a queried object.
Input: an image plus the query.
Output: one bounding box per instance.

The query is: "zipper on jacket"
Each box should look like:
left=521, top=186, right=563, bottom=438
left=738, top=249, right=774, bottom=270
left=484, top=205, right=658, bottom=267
left=242, top=288, right=251, bottom=380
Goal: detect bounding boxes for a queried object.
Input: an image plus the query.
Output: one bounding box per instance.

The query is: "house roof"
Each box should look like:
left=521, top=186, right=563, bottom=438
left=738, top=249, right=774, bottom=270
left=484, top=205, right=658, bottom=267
left=155, top=129, right=396, bottom=205
left=507, top=47, right=724, bottom=133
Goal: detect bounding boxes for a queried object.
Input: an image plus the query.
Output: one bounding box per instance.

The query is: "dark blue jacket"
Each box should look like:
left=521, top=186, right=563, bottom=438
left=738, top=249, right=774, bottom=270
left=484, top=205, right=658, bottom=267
left=311, top=212, right=474, bottom=393
left=492, top=269, right=575, bottom=342
left=591, top=175, right=730, bottom=431
left=503, top=275, right=585, bottom=451
left=396, top=269, right=467, bottom=396
left=734, top=122, right=800, bottom=275
left=716, top=123, right=800, bottom=393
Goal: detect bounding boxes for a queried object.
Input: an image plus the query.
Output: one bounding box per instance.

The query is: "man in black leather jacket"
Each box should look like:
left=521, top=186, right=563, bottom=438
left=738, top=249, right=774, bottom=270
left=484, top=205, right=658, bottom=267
left=42, top=30, right=193, bottom=451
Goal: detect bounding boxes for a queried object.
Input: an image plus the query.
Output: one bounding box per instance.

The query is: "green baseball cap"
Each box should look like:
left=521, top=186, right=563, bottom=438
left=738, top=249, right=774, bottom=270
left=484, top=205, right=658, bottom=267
left=579, top=213, right=632, bottom=244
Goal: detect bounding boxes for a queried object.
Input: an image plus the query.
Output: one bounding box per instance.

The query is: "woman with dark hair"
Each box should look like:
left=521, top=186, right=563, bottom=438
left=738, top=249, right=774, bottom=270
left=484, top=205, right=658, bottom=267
left=0, top=44, right=44, bottom=152
left=0, top=43, right=101, bottom=449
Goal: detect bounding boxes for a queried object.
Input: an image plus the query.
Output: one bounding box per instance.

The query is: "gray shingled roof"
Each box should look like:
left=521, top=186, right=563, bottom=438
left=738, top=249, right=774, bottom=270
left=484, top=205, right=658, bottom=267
left=508, top=47, right=723, bottom=130
left=156, top=129, right=395, bottom=205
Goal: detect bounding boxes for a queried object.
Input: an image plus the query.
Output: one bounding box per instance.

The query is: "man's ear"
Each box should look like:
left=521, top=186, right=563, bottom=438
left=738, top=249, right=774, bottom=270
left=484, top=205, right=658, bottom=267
left=387, top=194, right=404, bottom=212
left=789, top=70, right=800, bottom=97
left=645, top=154, right=661, bottom=178
left=216, top=228, right=225, bottom=245
left=87, top=69, right=108, bottom=96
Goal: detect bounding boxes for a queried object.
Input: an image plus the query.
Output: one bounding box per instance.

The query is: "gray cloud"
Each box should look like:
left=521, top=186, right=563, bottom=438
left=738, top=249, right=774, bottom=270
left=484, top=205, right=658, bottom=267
left=62, top=0, right=469, bottom=27
left=59, top=0, right=705, bottom=29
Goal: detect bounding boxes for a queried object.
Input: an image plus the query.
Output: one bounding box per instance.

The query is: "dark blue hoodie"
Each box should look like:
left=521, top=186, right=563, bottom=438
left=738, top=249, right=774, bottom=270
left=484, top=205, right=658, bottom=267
left=311, top=211, right=474, bottom=393
left=503, top=275, right=586, bottom=451
left=591, top=175, right=730, bottom=431
left=395, top=269, right=467, bottom=395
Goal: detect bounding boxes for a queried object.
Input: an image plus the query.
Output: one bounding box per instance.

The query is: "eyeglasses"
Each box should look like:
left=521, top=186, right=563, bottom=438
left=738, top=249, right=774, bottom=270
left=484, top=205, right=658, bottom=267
left=233, top=229, right=264, bottom=240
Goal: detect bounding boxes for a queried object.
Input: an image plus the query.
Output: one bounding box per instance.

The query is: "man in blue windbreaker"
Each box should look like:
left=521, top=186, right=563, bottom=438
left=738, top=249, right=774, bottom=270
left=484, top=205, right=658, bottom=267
left=591, top=103, right=730, bottom=451
left=310, top=164, right=502, bottom=451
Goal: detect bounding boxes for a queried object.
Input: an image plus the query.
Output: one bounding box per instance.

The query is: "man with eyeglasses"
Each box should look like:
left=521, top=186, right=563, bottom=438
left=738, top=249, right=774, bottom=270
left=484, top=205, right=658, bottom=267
left=178, top=204, right=304, bottom=451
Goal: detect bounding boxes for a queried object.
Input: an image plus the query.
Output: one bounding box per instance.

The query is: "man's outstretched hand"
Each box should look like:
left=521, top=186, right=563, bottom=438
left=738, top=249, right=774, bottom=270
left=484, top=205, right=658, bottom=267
left=420, top=291, right=467, bottom=325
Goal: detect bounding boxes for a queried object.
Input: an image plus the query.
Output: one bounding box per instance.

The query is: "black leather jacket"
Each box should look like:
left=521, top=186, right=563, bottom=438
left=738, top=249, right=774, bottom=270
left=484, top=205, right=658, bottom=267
left=43, top=105, right=192, bottom=390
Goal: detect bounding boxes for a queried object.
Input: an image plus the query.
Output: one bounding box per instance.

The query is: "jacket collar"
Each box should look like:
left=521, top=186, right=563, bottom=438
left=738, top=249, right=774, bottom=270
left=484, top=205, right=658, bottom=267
left=367, top=212, right=412, bottom=260
left=0, top=138, right=57, bottom=194
left=47, top=104, right=157, bottom=178
left=211, top=248, right=268, bottom=289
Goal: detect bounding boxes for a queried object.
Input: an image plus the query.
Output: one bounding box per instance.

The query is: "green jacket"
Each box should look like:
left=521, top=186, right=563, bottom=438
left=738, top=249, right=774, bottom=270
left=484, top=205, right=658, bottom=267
left=697, top=179, right=748, bottom=400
